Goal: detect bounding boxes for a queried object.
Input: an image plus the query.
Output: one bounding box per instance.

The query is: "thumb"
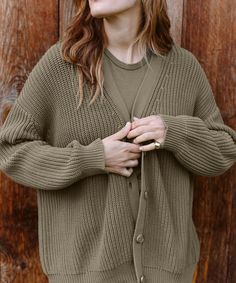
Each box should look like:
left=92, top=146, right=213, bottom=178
left=112, top=121, right=131, bottom=140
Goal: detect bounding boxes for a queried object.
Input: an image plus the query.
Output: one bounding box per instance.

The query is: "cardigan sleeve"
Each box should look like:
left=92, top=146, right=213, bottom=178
left=0, top=42, right=108, bottom=191
left=158, top=54, right=236, bottom=177
left=0, top=102, right=107, bottom=191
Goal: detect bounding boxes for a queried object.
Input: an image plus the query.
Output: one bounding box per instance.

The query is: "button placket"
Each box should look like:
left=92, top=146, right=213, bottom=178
left=127, top=176, right=140, bottom=224
left=132, top=152, right=148, bottom=282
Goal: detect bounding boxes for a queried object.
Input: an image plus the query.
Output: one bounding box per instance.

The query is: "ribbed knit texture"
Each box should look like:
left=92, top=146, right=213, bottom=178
left=0, top=40, right=236, bottom=283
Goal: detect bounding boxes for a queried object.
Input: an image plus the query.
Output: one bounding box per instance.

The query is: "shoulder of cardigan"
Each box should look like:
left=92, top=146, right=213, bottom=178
left=50, top=40, right=199, bottom=70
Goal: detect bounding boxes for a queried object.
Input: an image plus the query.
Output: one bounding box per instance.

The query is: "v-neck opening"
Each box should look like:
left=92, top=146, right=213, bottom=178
left=103, top=47, right=171, bottom=123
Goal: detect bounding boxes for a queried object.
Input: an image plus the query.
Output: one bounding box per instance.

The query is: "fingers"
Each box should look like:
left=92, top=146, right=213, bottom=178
left=128, top=152, right=141, bottom=159
left=131, top=115, right=154, bottom=129
left=127, top=125, right=146, bottom=140
left=127, top=142, right=142, bottom=153
left=122, top=167, right=133, bottom=177
left=133, top=131, right=162, bottom=145
left=139, top=142, right=156, bottom=151
left=111, top=121, right=131, bottom=140
left=123, top=159, right=139, bottom=167
left=130, top=115, right=164, bottom=134
left=105, top=166, right=133, bottom=177
left=128, top=116, right=166, bottom=146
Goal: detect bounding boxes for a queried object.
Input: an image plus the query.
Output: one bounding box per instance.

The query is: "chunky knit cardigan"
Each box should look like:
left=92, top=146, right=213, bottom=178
left=0, top=40, right=236, bottom=283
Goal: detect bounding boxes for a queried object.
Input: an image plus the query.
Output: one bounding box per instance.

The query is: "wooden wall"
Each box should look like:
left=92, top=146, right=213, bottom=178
left=182, top=1, right=236, bottom=282
left=0, top=1, right=235, bottom=282
left=0, top=1, right=58, bottom=282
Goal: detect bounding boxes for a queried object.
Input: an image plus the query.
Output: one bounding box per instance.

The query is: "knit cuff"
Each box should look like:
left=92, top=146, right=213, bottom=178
left=72, top=137, right=108, bottom=178
left=158, top=114, right=187, bottom=152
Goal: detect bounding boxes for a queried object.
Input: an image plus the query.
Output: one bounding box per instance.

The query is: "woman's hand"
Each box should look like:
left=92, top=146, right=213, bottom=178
left=102, top=122, right=142, bottom=177
left=126, top=115, right=167, bottom=151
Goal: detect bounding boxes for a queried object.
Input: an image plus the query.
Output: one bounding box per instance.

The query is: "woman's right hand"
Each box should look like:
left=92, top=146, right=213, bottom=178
left=102, top=122, right=142, bottom=177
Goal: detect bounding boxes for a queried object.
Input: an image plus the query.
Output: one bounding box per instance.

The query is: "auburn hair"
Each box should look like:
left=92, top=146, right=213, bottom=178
left=61, top=0, right=174, bottom=109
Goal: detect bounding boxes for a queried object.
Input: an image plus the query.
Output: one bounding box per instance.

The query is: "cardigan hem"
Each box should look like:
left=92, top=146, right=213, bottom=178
left=47, top=261, right=198, bottom=283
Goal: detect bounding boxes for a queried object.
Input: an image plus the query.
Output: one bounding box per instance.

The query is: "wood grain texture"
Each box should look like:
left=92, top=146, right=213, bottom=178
left=59, top=0, right=76, bottom=38
left=182, top=0, right=236, bottom=282
left=0, top=1, right=58, bottom=282
left=166, top=0, right=184, bottom=45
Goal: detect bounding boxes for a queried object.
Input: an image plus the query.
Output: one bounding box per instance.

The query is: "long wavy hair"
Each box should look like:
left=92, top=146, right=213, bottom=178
left=61, top=0, right=174, bottom=109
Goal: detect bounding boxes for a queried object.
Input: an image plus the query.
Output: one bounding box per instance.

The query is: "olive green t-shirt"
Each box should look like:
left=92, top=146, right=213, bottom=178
left=103, top=47, right=152, bottom=113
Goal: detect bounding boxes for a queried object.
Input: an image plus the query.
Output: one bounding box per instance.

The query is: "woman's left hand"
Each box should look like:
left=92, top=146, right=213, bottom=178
left=126, top=115, right=167, bottom=151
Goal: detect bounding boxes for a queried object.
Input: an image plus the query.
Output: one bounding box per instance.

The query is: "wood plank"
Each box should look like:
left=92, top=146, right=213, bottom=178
left=59, top=0, right=76, bottom=38
left=166, top=0, right=184, bottom=45
left=182, top=0, right=236, bottom=282
left=0, top=1, right=58, bottom=282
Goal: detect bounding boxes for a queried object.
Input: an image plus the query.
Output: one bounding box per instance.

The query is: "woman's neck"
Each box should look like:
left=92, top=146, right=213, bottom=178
left=103, top=1, right=144, bottom=64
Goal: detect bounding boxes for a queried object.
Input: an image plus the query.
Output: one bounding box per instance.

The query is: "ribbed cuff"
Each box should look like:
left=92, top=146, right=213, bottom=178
left=72, top=137, right=108, bottom=178
left=158, top=114, right=187, bottom=151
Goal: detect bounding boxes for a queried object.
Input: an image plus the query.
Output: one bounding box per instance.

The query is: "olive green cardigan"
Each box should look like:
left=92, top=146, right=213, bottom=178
left=0, top=40, right=235, bottom=283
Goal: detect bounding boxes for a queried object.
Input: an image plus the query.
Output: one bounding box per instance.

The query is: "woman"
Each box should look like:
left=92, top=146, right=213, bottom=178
left=0, top=0, right=236, bottom=283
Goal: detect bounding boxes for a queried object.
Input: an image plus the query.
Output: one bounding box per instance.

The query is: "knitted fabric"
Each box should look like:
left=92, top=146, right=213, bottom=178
left=0, top=40, right=236, bottom=283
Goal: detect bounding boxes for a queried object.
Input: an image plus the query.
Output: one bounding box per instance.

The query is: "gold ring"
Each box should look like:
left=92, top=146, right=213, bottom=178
left=154, top=140, right=161, bottom=149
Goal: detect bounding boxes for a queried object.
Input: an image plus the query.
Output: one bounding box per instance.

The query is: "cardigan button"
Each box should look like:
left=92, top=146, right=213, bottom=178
left=139, top=275, right=145, bottom=282
left=136, top=234, right=144, bottom=243
left=144, top=191, right=148, bottom=199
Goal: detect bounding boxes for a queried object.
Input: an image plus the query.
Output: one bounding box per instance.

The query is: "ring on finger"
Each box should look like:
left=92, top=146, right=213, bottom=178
left=153, top=140, right=161, bottom=149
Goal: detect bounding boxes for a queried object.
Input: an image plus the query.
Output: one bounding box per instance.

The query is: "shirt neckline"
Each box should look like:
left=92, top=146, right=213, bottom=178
left=104, top=47, right=152, bottom=70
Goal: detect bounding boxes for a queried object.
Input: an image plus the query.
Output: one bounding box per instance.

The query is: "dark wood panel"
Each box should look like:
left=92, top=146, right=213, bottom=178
left=0, top=1, right=59, bottom=282
left=182, top=0, right=236, bottom=282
